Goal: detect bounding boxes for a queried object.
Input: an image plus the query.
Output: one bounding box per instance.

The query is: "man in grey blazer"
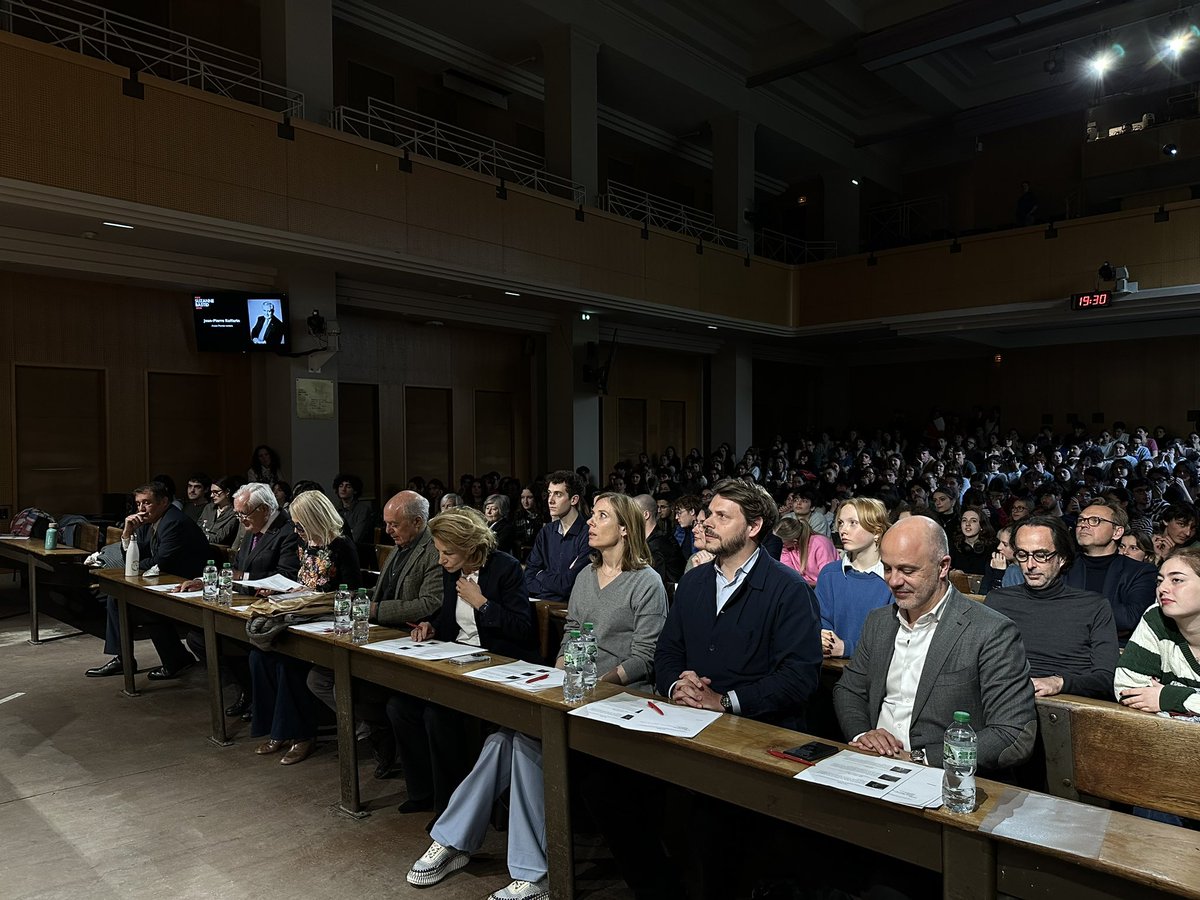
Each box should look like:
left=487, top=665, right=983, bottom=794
left=834, top=516, right=1037, bottom=771
left=307, top=490, right=442, bottom=777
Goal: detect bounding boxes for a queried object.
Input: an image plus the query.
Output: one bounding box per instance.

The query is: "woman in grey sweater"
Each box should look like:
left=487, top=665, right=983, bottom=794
left=406, top=492, right=667, bottom=900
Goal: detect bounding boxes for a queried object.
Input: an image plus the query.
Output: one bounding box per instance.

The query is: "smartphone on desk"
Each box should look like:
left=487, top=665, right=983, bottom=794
left=778, top=741, right=839, bottom=764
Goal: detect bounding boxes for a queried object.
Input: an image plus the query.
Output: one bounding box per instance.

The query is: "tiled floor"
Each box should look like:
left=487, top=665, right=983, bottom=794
left=0, top=586, right=634, bottom=900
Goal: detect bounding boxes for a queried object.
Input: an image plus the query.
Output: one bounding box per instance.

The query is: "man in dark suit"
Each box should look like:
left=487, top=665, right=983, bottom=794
left=249, top=301, right=285, bottom=345
left=86, top=481, right=210, bottom=679
left=307, top=490, right=442, bottom=778
left=633, top=493, right=684, bottom=585
left=231, top=482, right=300, bottom=586
left=834, top=516, right=1037, bottom=772
left=1065, top=499, right=1157, bottom=640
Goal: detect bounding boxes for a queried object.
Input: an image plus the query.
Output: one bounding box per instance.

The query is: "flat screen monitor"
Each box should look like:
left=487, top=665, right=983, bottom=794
left=193, top=292, right=290, bottom=352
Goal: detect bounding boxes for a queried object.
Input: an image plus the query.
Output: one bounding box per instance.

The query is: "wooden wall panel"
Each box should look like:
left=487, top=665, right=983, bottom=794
left=147, top=372, right=224, bottom=491
left=617, top=398, right=647, bottom=463
left=14, top=366, right=106, bottom=515
left=475, top=391, right=514, bottom=477
left=404, top=387, right=452, bottom=488
left=338, top=382, right=380, bottom=501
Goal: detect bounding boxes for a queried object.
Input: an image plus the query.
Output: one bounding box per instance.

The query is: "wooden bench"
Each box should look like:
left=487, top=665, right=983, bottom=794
left=1038, top=693, right=1200, bottom=822
left=532, top=599, right=568, bottom=664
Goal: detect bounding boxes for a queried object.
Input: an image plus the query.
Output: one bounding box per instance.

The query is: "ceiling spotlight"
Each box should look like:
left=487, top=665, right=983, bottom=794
left=580, top=312, right=591, bottom=321
left=1167, top=33, right=1190, bottom=57
left=1089, top=42, right=1124, bottom=76
left=706, top=325, right=719, bottom=330
left=102, top=221, right=133, bottom=229
left=504, top=290, right=521, bottom=297
left=1163, top=143, right=1179, bottom=157
left=850, top=178, right=860, bottom=186
left=1043, top=46, right=1064, bottom=75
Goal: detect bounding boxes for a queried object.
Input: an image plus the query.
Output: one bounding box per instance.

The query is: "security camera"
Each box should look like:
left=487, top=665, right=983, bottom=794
left=307, top=309, right=326, bottom=335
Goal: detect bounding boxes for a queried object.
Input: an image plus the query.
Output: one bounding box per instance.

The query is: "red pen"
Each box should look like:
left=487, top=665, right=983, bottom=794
left=526, top=673, right=550, bottom=684
left=647, top=700, right=664, bottom=715
left=767, top=749, right=814, bottom=765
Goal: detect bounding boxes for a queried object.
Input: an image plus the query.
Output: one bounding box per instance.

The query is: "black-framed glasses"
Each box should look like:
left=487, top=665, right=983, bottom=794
left=1014, top=549, right=1058, bottom=563
left=1077, top=515, right=1116, bottom=528
left=293, top=521, right=306, bottom=534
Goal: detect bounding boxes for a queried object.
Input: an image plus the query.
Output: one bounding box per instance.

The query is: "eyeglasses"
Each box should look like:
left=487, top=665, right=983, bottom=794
left=1077, top=515, right=1116, bottom=528
left=293, top=521, right=306, bottom=534
left=1013, top=549, right=1058, bottom=563
left=234, top=508, right=260, bottom=522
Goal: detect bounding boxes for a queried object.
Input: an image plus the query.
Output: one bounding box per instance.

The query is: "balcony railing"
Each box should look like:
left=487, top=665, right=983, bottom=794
left=866, top=195, right=948, bottom=249
left=754, top=228, right=837, bottom=265
left=330, top=99, right=586, bottom=206
left=3, top=0, right=304, bottom=117
left=598, top=181, right=747, bottom=251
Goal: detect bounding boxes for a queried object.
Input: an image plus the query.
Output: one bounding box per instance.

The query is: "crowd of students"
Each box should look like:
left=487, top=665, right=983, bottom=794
left=71, top=417, right=1200, bottom=899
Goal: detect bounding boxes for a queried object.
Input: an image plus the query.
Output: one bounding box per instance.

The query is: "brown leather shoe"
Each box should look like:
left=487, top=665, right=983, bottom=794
left=256, top=738, right=286, bottom=755
left=280, top=739, right=314, bottom=765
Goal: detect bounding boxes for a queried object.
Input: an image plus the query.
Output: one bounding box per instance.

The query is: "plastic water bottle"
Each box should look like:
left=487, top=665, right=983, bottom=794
left=44, top=521, right=58, bottom=551
left=942, top=710, right=978, bottom=813
left=218, top=562, right=234, bottom=607
left=580, top=621, right=598, bottom=694
left=202, top=560, right=219, bottom=604
left=124, top=537, right=140, bottom=576
left=333, top=584, right=352, bottom=635
left=351, top=587, right=370, bottom=644
left=563, top=629, right=584, bottom=702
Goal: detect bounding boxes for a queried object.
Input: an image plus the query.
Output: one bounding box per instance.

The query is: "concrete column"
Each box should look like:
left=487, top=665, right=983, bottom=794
left=542, top=27, right=599, bottom=205
left=711, top=112, right=756, bottom=245
left=709, top=340, right=753, bottom=454
left=255, top=267, right=340, bottom=485
left=259, top=0, right=333, bottom=123
left=823, top=169, right=861, bottom=254
left=541, top=312, right=600, bottom=480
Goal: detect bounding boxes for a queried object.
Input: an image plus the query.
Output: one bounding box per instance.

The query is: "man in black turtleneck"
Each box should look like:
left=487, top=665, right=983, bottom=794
left=985, top=515, right=1118, bottom=700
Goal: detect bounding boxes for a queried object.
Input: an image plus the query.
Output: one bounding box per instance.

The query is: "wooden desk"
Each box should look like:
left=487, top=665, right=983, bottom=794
left=0, top=537, right=88, bottom=643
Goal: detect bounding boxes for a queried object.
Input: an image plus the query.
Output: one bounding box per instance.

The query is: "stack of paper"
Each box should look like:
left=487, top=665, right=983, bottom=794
left=234, top=574, right=305, bottom=592
left=463, top=661, right=566, bottom=691
left=287, top=621, right=379, bottom=635
left=568, top=692, right=720, bottom=739
left=366, top=637, right=485, bottom=661
left=795, top=749, right=944, bottom=808
left=144, top=583, right=204, bottom=599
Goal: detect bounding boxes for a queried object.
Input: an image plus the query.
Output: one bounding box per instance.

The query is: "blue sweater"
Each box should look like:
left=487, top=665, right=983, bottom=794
left=814, top=559, right=893, bottom=657
left=523, top=514, right=591, bottom=601
left=654, top=553, right=822, bottom=731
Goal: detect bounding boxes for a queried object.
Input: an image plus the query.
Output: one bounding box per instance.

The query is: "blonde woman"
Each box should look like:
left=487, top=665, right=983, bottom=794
left=389, top=507, right=537, bottom=817
left=814, top=497, right=891, bottom=657
left=775, top=515, right=838, bottom=588
left=406, top=493, right=666, bottom=900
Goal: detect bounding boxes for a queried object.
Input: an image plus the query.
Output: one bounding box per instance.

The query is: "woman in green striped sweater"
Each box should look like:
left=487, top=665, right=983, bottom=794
left=1115, top=546, right=1200, bottom=828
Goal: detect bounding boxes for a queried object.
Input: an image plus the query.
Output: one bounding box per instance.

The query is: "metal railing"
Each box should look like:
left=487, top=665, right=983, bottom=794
left=754, top=228, right=837, bottom=264
left=598, top=180, right=747, bottom=251
left=3, top=0, right=304, bottom=117
left=866, top=195, right=948, bottom=249
left=330, top=99, right=586, bottom=206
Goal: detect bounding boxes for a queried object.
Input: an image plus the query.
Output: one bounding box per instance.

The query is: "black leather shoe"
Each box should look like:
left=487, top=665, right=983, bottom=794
left=398, top=798, right=433, bottom=814
left=224, top=691, right=250, bottom=718
left=146, top=657, right=197, bottom=681
left=86, top=657, right=133, bottom=678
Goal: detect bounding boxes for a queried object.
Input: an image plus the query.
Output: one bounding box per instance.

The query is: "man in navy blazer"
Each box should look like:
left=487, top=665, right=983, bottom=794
left=1065, top=499, right=1157, bottom=639
left=655, top=478, right=822, bottom=731
left=86, top=481, right=210, bottom=680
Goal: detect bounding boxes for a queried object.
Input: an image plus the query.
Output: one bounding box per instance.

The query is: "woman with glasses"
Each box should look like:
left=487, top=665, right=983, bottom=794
left=247, top=489, right=361, bottom=766
left=199, top=475, right=243, bottom=546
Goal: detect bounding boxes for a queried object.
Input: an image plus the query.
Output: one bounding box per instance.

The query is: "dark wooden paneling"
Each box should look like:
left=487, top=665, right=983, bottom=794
left=147, top=372, right=223, bottom=490
left=617, top=398, right=647, bottom=464
left=405, top=387, right=452, bottom=487
left=339, top=382, right=380, bottom=499
left=15, top=365, right=106, bottom=515
left=475, top=390, right=513, bottom=476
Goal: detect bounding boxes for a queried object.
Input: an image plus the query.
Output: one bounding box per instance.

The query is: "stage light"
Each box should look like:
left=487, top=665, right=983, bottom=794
left=1089, top=42, right=1124, bottom=76
left=1164, top=143, right=1179, bottom=157
left=1167, top=33, right=1190, bottom=57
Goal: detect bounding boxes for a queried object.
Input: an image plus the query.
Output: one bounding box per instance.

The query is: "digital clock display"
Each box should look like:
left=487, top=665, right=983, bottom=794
left=1071, top=291, right=1111, bottom=310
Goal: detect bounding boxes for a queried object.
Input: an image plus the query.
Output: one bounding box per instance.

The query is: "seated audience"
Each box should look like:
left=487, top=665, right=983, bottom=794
left=248, top=489, right=361, bottom=766
left=182, top=472, right=210, bottom=523
left=483, top=493, right=522, bottom=557
left=334, top=472, right=377, bottom=547
left=682, top=506, right=714, bottom=574
left=815, top=497, right=892, bottom=658
left=247, top=444, right=283, bottom=485
left=979, top=524, right=1024, bottom=594
left=1064, top=499, right=1158, bottom=640
left=390, top=507, right=537, bottom=815
left=633, top=494, right=684, bottom=584
left=774, top=515, right=837, bottom=588
left=834, top=517, right=1037, bottom=771
left=950, top=505, right=997, bottom=576
left=272, top=481, right=292, bottom=513
left=86, top=481, right=209, bottom=679
left=523, top=470, right=590, bottom=601
left=1160, top=503, right=1198, bottom=553
left=985, top=516, right=1118, bottom=699
left=1119, top=531, right=1158, bottom=565
left=673, top=494, right=702, bottom=558
left=405, top=493, right=667, bottom=900
left=440, top=492, right=464, bottom=512
left=199, top=476, right=243, bottom=546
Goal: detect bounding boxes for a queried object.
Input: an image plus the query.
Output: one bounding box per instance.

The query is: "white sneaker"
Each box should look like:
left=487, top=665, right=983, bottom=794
left=488, top=878, right=551, bottom=900
left=406, top=840, right=469, bottom=887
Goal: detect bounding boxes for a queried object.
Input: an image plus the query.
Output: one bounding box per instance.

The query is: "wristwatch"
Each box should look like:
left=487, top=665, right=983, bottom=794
left=910, top=748, right=927, bottom=764
left=720, top=692, right=732, bottom=712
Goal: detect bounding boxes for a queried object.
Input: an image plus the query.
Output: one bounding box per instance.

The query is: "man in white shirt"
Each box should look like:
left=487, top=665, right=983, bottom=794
left=833, top=516, right=1036, bottom=771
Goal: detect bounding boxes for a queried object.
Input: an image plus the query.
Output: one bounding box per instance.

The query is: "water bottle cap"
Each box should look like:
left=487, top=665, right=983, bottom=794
left=953, top=711, right=970, bottom=723
left=570, top=629, right=581, bottom=637
left=339, top=583, right=348, bottom=589
left=206, top=559, right=214, bottom=565
left=583, top=622, right=594, bottom=629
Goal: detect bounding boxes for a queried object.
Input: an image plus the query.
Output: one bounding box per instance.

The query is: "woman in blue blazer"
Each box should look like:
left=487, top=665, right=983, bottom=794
left=389, top=507, right=537, bottom=817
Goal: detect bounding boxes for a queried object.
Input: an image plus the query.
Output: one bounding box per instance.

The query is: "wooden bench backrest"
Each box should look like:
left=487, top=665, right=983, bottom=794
left=1039, top=695, right=1200, bottom=821
left=105, top=526, right=123, bottom=547
left=376, top=544, right=396, bottom=571
left=75, top=523, right=101, bottom=552
left=532, top=599, right=568, bottom=664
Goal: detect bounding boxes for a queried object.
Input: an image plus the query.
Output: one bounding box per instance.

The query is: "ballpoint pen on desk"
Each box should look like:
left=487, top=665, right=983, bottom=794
left=767, top=749, right=814, bottom=765
left=647, top=700, right=664, bottom=715
left=526, top=673, right=550, bottom=684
